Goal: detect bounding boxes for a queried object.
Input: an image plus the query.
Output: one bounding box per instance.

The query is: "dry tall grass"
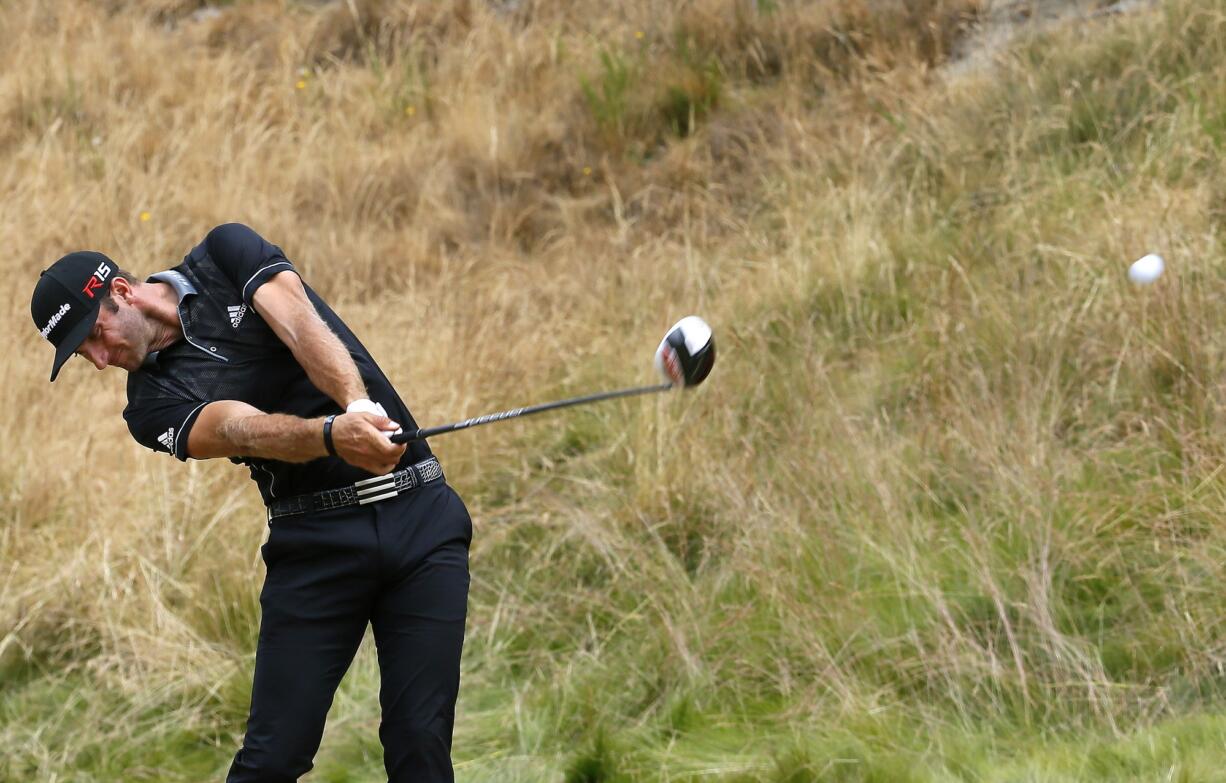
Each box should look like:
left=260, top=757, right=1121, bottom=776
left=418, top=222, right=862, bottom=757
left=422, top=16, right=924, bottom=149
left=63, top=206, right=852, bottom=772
left=6, top=0, right=1226, bottom=781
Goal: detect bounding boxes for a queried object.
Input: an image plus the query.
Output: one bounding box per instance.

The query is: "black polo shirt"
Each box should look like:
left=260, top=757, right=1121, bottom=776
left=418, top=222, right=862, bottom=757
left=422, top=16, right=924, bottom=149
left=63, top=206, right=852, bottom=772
left=123, top=223, right=433, bottom=505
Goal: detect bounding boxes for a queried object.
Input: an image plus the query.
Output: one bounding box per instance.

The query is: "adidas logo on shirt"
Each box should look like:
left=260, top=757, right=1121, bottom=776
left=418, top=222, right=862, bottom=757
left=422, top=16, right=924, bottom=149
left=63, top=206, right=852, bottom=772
left=157, top=428, right=175, bottom=452
left=227, top=304, right=247, bottom=328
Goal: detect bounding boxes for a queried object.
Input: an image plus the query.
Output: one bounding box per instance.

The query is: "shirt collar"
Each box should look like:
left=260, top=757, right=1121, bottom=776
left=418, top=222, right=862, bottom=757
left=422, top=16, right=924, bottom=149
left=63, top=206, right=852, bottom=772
left=140, top=269, right=198, bottom=369
left=147, top=269, right=198, bottom=302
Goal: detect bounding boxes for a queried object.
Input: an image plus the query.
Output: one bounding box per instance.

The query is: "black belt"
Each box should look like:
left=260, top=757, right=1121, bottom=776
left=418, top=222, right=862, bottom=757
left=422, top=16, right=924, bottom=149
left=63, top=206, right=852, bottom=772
left=266, top=457, right=444, bottom=521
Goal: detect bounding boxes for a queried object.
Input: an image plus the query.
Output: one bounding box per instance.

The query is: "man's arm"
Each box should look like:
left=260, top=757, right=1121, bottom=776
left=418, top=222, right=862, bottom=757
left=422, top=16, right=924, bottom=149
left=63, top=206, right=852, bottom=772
left=251, top=270, right=367, bottom=409
left=188, top=400, right=406, bottom=476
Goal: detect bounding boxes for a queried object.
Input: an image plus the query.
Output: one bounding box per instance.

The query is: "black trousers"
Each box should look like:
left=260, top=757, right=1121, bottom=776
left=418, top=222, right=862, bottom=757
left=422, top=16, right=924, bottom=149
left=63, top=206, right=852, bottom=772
left=226, top=481, right=472, bottom=783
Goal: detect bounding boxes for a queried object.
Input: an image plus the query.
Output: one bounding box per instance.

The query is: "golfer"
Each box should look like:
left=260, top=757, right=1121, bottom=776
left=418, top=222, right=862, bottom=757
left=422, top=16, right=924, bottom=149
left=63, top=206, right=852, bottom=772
left=29, top=223, right=472, bottom=782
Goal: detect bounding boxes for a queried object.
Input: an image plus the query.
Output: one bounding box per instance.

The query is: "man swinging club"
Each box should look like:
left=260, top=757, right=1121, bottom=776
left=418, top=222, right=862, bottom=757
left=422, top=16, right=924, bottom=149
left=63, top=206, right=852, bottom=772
left=29, top=223, right=472, bottom=782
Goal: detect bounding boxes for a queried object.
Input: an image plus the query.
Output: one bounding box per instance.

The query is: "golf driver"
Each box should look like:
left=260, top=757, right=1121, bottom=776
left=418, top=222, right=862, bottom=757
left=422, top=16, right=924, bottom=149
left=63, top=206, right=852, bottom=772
left=389, top=316, right=715, bottom=443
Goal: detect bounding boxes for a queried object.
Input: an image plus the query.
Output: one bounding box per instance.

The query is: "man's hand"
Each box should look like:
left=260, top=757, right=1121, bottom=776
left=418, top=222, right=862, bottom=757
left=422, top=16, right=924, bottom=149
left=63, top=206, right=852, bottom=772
left=331, top=412, right=406, bottom=475
left=346, top=399, right=404, bottom=437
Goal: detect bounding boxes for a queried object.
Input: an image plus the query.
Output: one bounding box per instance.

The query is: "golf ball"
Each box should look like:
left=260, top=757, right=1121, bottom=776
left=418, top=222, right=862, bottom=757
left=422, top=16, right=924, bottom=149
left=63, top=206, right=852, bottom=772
left=1128, top=253, right=1164, bottom=285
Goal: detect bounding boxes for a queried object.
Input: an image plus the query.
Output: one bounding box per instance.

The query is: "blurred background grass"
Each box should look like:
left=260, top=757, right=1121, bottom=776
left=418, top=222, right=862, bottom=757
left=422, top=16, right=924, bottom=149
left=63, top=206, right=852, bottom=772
left=5, top=0, right=1226, bottom=780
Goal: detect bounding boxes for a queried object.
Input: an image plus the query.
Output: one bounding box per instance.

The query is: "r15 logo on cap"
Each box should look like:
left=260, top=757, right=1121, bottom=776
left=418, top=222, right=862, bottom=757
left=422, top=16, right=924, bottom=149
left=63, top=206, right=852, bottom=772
left=82, top=262, right=113, bottom=298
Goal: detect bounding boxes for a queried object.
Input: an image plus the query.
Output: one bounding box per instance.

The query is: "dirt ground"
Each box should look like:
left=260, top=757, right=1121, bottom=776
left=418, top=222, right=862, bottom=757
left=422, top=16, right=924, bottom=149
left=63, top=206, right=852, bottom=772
left=952, top=0, right=1158, bottom=74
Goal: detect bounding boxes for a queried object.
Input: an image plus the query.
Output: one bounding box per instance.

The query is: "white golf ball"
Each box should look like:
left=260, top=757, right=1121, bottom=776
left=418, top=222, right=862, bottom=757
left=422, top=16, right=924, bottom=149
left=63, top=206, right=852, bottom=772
left=1128, top=253, right=1164, bottom=285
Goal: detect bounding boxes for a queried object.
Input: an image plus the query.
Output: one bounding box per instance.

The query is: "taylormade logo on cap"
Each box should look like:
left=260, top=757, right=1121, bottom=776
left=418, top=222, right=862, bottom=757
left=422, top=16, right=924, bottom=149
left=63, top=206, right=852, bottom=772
left=39, top=303, right=72, bottom=339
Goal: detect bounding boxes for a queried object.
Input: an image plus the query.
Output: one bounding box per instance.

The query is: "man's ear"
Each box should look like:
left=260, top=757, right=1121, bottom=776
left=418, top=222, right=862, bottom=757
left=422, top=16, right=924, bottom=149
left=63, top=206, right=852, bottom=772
left=110, top=276, right=134, bottom=302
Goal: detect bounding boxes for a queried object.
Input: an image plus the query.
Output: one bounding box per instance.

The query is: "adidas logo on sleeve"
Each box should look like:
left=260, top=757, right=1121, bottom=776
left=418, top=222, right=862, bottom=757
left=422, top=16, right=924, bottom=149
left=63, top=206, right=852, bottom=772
left=227, top=304, right=247, bottom=328
left=157, top=427, right=175, bottom=452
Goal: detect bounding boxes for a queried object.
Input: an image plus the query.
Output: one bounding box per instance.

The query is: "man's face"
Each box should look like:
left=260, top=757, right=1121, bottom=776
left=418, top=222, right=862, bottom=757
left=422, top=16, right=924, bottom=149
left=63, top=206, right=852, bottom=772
left=74, top=295, right=152, bottom=372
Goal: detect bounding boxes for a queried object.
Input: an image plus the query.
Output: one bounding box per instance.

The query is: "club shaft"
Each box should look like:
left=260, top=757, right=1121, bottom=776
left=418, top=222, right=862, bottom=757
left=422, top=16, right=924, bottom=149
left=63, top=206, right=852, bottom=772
left=389, top=382, right=674, bottom=443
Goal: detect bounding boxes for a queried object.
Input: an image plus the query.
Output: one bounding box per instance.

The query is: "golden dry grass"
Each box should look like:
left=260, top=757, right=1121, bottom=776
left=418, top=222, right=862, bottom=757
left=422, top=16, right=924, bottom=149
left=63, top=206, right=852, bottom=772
left=10, top=0, right=1226, bottom=781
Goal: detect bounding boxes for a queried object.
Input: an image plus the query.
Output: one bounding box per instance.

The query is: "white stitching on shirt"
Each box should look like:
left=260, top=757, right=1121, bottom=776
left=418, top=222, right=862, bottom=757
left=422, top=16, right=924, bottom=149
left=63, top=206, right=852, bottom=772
left=258, top=463, right=278, bottom=498
left=173, top=402, right=210, bottom=458
left=241, top=261, right=294, bottom=303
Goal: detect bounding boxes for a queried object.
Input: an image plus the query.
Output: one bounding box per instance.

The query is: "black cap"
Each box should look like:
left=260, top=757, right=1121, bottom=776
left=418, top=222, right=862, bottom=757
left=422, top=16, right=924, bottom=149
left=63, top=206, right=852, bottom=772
left=31, top=251, right=118, bottom=381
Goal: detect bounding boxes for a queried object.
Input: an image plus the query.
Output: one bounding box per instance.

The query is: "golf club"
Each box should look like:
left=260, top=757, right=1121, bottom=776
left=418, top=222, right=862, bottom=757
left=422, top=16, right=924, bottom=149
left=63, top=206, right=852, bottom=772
left=389, top=316, right=716, bottom=444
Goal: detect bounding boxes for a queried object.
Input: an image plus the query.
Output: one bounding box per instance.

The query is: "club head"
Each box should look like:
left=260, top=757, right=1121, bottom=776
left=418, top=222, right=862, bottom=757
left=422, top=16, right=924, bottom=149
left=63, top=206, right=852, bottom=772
left=654, top=316, right=716, bottom=388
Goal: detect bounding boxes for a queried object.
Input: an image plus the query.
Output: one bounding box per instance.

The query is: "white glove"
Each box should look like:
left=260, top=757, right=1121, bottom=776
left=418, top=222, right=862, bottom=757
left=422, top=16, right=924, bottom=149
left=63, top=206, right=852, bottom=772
left=346, top=398, right=383, bottom=416
left=346, top=399, right=403, bottom=438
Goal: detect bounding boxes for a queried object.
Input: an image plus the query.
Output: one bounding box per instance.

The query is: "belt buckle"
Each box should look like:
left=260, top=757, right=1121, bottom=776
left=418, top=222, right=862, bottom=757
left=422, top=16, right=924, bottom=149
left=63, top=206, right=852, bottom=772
left=354, top=471, right=401, bottom=505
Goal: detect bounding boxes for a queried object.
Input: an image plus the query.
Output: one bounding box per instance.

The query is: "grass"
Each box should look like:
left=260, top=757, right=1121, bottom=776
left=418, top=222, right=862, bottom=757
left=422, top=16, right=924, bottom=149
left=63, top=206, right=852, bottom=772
left=7, top=0, right=1226, bottom=780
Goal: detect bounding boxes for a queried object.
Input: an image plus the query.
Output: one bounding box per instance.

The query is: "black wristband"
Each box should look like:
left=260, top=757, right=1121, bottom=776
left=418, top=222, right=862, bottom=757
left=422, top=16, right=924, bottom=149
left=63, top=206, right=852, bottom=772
left=323, top=414, right=339, bottom=457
